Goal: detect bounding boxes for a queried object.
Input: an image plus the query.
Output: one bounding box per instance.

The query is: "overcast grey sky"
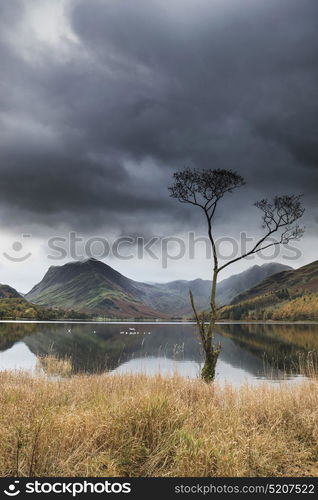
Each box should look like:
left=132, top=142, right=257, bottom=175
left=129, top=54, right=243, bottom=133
left=0, top=0, right=317, bottom=292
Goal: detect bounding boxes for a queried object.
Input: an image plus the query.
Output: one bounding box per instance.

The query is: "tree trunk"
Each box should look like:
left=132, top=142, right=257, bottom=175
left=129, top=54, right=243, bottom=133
left=201, top=341, right=220, bottom=382
left=190, top=267, right=221, bottom=383
left=200, top=267, right=221, bottom=381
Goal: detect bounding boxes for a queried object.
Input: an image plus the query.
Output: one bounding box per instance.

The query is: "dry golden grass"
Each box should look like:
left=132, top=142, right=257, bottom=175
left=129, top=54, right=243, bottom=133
left=0, top=371, right=317, bottom=477
left=36, top=354, right=73, bottom=378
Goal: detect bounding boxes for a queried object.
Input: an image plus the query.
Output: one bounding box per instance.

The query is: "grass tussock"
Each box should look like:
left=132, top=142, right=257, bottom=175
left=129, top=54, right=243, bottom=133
left=0, top=371, right=318, bottom=477
left=37, top=354, right=73, bottom=378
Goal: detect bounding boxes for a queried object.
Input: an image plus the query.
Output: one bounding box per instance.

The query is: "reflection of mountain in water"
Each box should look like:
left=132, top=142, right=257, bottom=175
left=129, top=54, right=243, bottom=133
left=217, top=323, right=318, bottom=371
left=24, top=323, right=203, bottom=373
left=0, top=323, right=39, bottom=351
left=0, top=322, right=317, bottom=377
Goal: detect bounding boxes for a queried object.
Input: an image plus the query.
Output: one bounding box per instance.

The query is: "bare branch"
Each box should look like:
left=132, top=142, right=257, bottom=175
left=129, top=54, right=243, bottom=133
left=189, top=290, right=207, bottom=350
left=219, top=194, right=305, bottom=272
left=169, top=168, right=245, bottom=272
left=168, top=168, right=245, bottom=217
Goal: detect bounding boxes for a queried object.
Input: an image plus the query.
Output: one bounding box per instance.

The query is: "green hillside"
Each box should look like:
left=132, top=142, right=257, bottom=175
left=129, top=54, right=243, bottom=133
left=219, top=261, right=318, bottom=321
left=0, top=284, right=22, bottom=299
left=0, top=297, right=90, bottom=321
left=25, top=258, right=291, bottom=319
left=25, top=259, right=166, bottom=319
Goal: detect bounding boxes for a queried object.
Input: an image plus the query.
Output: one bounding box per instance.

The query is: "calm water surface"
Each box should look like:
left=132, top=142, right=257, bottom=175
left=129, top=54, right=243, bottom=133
left=0, top=321, right=317, bottom=386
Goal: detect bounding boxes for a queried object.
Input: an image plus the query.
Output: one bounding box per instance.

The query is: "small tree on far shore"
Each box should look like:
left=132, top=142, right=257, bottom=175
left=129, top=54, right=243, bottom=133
left=169, top=168, right=305, bottom=382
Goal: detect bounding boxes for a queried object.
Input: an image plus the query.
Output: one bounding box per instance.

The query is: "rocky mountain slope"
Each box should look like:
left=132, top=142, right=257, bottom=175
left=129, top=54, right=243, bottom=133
left=219, top=261, right=318, bottom=321
left=25, top=258, right=292, bottom=318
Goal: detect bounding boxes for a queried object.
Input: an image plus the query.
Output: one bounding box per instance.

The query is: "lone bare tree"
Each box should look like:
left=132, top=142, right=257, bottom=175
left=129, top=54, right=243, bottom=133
left=169, top=168, right=305, bottom=382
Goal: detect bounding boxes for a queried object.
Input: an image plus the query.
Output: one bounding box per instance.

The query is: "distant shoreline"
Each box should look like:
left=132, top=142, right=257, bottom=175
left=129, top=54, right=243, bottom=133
left=0, top=319, right=318, bottom=325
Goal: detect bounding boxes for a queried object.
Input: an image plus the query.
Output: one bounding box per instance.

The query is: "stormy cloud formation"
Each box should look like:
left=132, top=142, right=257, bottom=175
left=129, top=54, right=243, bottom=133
left=0, top=0, right=317, bottom=289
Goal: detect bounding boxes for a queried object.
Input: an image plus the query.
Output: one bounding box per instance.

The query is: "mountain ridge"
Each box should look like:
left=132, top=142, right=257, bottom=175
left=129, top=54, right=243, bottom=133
left=25, top=258, right=292, bottom=318
left=26, top=258, right=165, bottom=319
left=231, top=260, right=318, bottom=304
left=0, top=284, right=21, bottom=299
left=216, top=262, right=293, bottom=307
left=219, top=260, right=318, bottom=321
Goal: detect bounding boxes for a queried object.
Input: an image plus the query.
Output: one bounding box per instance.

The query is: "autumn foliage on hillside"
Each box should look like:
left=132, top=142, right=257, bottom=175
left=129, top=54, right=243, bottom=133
left=219, top=292, right=318, bottom=321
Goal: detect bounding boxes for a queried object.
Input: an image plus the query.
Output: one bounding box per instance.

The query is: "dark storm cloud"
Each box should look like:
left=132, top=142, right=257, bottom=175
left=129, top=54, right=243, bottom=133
left=256, top=112, right=318, bottom=169
left=0, top=0, right=317, bottom=235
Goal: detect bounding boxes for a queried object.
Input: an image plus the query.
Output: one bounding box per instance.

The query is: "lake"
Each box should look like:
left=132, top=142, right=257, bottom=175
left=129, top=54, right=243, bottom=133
left=0, top=321, right=317, bottom=386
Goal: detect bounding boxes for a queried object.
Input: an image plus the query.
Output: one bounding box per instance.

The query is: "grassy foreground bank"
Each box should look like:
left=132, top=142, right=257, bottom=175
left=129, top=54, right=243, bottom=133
left=0, top=372, right=317, bottom=477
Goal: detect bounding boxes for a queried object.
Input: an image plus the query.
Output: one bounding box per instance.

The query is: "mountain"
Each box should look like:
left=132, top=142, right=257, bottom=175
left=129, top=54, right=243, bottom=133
left=25, top=259, right=167, bottom=319
left=231, top=260, right=318, bottom=304
left=0, top=284, right=21, bottom=299
left=136, top=262, right=292, bottom=314
left=0, top=283, right=91, bottom=320
left=215, top=263, right=293, bottom=307
left=25, top=260, right=211, bottom=317
left=133, top=278, right=212, bottom=315
left=25, top=258, right=292, bottom=318
left=219, top=260, right=318, bottom=321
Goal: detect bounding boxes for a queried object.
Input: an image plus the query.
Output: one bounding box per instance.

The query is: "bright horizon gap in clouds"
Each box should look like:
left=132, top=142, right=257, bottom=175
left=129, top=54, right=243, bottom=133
left=0, top=228, right=314, bottom=294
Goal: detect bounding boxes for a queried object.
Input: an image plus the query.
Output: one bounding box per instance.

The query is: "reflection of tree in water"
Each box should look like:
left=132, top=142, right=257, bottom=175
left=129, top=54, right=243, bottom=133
left=1, top=321, right=317, bottom=376
left=216, top=323, right=318, bottom=372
